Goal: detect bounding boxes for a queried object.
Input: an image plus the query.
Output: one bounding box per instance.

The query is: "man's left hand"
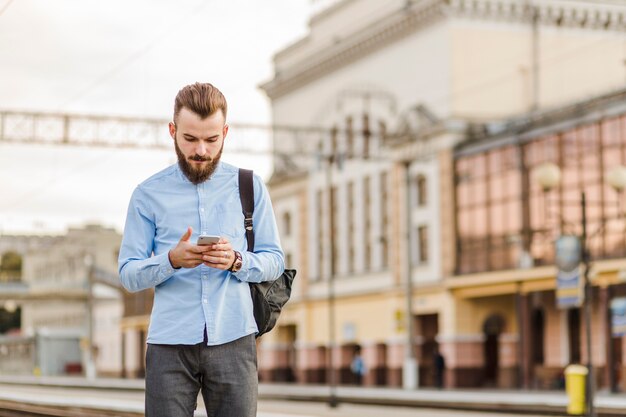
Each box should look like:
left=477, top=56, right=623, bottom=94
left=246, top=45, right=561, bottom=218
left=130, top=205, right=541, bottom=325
left=202, top=237, right=235, bottom=270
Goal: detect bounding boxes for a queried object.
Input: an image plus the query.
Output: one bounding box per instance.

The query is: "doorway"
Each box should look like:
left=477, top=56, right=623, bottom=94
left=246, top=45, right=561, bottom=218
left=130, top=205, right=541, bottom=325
left=418, top=314, right=439, bottom=387
left=483, top=314, right=505, bottom=386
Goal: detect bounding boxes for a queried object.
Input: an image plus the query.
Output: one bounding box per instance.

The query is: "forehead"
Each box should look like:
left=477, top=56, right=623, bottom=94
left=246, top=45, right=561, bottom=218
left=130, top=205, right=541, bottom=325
left=176, top=107, right=225, bottom=134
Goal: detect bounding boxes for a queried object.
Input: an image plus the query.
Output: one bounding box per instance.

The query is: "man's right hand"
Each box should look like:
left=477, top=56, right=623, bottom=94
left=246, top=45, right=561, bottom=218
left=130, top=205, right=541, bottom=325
left=168, top=227, right=208, bottom=269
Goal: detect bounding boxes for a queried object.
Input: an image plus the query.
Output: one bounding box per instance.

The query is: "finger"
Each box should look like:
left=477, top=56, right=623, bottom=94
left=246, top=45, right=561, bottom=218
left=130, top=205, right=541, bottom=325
left=201, top=249, right=227, bottom=258
left=180, top=227, right=193, bottom=242
left=212, top=243, right=232, bottom=252
left=203, top=261, right=226, bottom=269
left=203, top=254, right=225, bottom=264
left=190, top=245, right=210, bottom=254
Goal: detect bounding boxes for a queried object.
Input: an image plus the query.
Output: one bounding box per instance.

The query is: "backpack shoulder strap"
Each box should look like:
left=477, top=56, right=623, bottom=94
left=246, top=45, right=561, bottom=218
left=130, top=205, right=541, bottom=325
left=238, top=168, right=255, bottom=252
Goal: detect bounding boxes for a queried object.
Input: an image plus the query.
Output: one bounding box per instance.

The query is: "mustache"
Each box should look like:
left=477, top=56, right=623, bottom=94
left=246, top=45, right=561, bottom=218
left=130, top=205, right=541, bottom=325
left=189, top=154, right=211, bottom=162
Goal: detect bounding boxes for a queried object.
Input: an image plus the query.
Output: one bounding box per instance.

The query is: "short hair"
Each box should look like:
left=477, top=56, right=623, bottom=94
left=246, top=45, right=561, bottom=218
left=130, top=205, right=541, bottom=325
left=173, top=82, right=228, bottom=122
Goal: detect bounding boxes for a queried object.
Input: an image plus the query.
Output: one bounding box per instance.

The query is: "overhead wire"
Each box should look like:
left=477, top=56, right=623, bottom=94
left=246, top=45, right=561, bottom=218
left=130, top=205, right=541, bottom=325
left=0, top=146, right=119, bottom=212
left=6, top=3, right=624, bottom=156
left=1, top=0, right=623, bottom=227
left=0, top=0, right=14, bottom=18
left=56, top=0, right=212, bottom=111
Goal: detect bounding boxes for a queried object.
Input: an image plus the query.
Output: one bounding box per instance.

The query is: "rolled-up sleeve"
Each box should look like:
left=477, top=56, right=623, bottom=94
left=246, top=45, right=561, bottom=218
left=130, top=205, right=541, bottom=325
left=118, top=187, right=176, bottom=292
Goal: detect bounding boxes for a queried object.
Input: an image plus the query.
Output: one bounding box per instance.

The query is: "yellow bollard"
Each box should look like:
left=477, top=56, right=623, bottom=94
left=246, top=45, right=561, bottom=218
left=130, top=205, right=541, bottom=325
left=565, top=364, right=588, bottom=415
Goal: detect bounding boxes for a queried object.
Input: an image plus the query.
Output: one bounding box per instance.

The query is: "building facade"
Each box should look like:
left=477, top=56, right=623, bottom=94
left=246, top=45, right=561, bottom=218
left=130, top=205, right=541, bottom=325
left=452, top=90, right=626, bottom=390
left=260, top=0, right=626, bottom=389
left=19, top=224, right=123, bottom=377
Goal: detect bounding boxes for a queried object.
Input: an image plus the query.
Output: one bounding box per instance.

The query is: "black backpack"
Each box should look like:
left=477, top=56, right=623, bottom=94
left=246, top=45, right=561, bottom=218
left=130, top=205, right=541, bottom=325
left=238, top=169, right=296, bottom=338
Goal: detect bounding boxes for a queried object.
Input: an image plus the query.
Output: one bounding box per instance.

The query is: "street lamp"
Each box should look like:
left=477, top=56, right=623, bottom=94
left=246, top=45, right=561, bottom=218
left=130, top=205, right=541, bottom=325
left=534, top=162, right=561, bottom=192
left=535, top=162, right=626, bottom=417
left=606, top=165, right=626, bottom=198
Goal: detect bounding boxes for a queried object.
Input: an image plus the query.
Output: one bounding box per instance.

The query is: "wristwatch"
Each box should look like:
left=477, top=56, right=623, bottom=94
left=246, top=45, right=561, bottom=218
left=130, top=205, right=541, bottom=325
left=229, top=250, right=243, bottom=273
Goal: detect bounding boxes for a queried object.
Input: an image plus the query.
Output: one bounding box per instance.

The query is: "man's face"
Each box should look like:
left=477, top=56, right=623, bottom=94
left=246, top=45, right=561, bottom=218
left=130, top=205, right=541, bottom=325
left=169, top=107, right=229, bottom=184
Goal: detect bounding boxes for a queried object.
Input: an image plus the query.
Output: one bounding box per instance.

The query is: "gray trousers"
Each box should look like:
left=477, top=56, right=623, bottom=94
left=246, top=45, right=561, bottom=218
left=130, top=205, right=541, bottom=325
left=145, top=334, right=257, bottom=417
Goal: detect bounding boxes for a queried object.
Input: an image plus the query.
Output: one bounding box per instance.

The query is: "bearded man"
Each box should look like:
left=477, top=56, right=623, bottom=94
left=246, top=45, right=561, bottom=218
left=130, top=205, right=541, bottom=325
left=118, top=82, right=285, bottom=417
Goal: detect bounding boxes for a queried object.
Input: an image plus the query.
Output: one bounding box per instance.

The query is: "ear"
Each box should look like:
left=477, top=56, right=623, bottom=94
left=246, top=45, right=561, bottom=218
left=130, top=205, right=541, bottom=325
left=222, top=124, right=229, bottom=140
left=168, top=122, right=176, bottom=140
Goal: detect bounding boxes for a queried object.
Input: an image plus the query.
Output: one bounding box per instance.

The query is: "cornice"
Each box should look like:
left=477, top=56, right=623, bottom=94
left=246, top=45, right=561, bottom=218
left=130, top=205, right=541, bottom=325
left=309, top=0, right=358, bottom=26
left=448, top=0, right=626, bottom=30
left=261, top=0, right=445, bottom=99
left=261, top=0, right=626, bottom=100
left=456, top=85, right=626, bottom=157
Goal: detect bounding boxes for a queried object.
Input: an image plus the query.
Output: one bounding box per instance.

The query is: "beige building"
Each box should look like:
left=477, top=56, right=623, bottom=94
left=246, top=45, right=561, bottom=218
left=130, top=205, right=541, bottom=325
left=260, top=0, right=626, bottom=388
left=20, top=224, right=123, bottom=377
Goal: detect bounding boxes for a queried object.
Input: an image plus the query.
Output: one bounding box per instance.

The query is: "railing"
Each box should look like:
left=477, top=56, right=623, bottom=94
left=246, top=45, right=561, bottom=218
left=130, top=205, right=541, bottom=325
left=0, top=335, right=34, bottom=375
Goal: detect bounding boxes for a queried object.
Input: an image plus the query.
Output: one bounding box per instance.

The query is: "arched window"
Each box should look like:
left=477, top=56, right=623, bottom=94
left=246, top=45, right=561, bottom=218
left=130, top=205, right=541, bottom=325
left=416, top=175, right=427, bottom=207
left=0, top=251, right=22, bottom=282
left=282, top=212, right=292, bottom=236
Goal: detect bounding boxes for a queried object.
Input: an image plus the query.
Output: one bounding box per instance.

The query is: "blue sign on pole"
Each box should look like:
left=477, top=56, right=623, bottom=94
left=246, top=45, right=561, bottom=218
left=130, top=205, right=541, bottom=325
left=611, top=297, right=626, bottom=337
left=555, top=235, right=583, bottom=309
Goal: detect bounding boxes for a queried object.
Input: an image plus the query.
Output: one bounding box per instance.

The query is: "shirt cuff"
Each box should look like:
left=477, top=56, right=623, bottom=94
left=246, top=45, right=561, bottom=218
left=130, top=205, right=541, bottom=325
left=154, top=252, right=177, bottom=284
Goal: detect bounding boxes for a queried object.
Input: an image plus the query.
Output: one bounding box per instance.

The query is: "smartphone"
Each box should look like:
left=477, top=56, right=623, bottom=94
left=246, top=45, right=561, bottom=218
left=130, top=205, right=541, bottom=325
left=197, top=235, right=221, bottom=246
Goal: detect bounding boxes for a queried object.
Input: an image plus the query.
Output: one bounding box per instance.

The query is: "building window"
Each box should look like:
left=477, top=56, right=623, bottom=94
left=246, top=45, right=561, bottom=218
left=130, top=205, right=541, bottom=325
left=379, top=120, right=387, bottom=143
left=347, top=181, right=355, bottom=273
left=362, top=113, right=371, bottom=158
left=345, top=116, right=354, bottom=158
left=456, top=147, right=522, bottom=274
left=416, top=175, right=427, bottom=206
left=282, top=212, right=291, bottom=237
left=455, top=115, right=626, bottom=275
left=364, top=177, right=371, bottom=270
left=418, top=225, right=429, bottom=263
left=316, top=190, right=324, bottom=280
left=331, top=186, right=339, bottom=276
left=380, top=171, right=389, bottom=268
left=0, top=251, right=22, bottom=282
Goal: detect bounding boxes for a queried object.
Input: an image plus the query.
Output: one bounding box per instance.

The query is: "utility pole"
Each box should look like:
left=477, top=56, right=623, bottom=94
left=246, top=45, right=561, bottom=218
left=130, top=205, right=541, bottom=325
left=327, top=152, right=338, bottom=408
left=529, top=1, right=540, bottom=111
left=402, top=159, right=418, bottom=389
left=581, top=192, right=595, bottom=417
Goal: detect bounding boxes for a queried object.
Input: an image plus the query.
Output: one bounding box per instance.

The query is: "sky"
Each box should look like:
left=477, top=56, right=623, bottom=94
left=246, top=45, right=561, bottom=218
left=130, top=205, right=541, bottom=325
left=0, top=0, right=310, bottom=235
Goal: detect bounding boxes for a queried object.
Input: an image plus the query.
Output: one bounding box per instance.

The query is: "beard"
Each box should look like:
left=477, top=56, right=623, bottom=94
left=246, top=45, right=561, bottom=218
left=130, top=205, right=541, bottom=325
left=175, top=140, right=223, bottom=185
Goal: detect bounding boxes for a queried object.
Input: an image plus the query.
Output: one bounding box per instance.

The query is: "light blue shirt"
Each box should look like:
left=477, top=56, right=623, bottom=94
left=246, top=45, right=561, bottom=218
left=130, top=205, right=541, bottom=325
left=118, top=162, right=285, bottom=346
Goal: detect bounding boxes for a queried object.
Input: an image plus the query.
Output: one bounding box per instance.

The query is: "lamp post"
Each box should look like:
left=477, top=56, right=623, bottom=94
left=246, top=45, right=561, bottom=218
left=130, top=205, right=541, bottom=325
left=535, top=162, right=626, bottom=417
left=326, top=151, right=339, bottom=408
left=402, top=159, right=418, bottom=390
left=83, top=253, right=96, bottom=380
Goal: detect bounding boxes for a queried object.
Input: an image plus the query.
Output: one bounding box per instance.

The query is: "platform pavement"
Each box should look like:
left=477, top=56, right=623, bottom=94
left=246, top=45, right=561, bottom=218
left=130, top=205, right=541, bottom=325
left=1, top=375, right=626, bottom=416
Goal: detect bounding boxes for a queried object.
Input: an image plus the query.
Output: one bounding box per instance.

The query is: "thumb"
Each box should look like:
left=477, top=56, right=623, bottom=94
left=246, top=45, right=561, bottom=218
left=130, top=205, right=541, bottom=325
left=180, top=227, right=192, bottom=242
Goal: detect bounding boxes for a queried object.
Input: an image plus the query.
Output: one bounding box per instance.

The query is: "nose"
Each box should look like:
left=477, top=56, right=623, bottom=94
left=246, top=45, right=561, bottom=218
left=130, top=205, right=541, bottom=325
left=195, top=141, right=207, bottom=156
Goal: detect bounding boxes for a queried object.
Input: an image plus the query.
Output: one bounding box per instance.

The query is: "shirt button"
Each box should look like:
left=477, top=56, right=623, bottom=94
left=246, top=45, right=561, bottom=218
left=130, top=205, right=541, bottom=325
left=200, top=208, right=205, bottom=212
left=203, top=299, right=207, bottom=304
